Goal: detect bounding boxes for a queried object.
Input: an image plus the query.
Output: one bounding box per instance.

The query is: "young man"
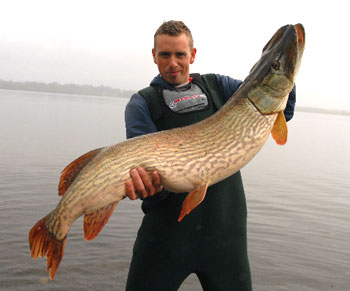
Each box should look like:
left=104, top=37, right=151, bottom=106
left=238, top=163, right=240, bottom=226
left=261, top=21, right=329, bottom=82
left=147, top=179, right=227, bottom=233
left=124, top=21, right=295, bottom=291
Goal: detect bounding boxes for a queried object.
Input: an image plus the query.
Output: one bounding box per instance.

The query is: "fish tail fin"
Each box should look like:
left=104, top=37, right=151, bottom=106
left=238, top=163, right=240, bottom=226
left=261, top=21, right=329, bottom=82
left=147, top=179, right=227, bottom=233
left=84, top=201, right=119, bottom=241
left=29, top=216, right=67, bottom=280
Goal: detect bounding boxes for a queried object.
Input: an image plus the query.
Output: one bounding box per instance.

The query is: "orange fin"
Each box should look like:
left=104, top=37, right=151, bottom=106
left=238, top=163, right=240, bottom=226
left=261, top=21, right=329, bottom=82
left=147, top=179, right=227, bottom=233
left=178, top=183, right=209, bottom=222
left=84, top=201, right=118, bottom=241
left=29, top=216, right=67, bottom=280
left=271, top=111, right=288, bottom=145
left=58, top=147, right=104, bottom=196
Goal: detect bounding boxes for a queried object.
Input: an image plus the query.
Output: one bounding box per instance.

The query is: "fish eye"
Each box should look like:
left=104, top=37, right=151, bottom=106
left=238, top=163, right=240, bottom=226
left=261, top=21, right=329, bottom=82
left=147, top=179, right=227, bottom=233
left=271, top=61, right=280, bottom=70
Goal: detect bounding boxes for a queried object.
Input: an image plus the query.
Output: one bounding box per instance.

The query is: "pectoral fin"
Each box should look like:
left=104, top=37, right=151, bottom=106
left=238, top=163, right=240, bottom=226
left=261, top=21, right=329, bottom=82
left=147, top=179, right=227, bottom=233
left=83, top=201, right=118, bottom=241
left=178, top=183, right=209, bottom=222
left=271, top=111, right=288, bottom=145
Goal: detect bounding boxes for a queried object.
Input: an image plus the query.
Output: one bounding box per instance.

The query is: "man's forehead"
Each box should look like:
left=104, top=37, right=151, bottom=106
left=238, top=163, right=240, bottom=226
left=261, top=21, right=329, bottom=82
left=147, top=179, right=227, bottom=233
left=154, top=33, right=192, bottom=50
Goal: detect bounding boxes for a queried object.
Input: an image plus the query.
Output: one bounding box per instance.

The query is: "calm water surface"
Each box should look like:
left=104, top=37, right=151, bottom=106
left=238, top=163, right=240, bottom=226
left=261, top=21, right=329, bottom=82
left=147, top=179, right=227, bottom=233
left=0, top=90, right=349, bottom=290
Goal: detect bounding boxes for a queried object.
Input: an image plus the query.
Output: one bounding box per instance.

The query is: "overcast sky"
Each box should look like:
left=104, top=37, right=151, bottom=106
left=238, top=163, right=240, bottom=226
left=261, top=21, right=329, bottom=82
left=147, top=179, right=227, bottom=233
left=1, top=0, right=349, bottom=111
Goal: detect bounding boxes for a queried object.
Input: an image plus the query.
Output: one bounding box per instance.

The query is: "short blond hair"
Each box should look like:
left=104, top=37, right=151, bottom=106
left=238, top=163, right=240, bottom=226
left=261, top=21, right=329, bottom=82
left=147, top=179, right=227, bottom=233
left=154, top=20, right=194, bottom=50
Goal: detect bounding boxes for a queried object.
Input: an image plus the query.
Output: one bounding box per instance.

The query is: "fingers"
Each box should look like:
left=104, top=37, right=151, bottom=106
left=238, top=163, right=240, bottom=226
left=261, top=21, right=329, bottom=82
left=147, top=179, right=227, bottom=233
left=152, top=171, right=163, bottom=193
left=137, top=167, right=155, bottom=196
left=125, top=180, right=138, bottom=200
left=125, top=167, right=162, bottom=200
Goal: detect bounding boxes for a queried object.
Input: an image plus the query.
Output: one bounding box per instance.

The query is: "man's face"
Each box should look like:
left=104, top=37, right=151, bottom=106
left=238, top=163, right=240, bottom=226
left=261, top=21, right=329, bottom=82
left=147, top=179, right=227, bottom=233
left=152, top=33, right=197, bottom=86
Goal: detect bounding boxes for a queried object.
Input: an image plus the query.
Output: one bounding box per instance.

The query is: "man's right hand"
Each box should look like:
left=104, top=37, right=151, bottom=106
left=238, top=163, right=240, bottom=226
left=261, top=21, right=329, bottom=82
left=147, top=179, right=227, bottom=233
left=125, top=167, right=163, bottom=200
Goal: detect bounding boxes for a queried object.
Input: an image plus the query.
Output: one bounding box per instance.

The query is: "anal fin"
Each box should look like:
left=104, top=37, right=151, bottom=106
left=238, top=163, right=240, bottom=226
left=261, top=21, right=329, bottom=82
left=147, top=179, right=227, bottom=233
left=178, top=183, right=208, bottom=222
left=84, top=201, right=118, bottom=241
left=271, top=111, right=288, bottom=145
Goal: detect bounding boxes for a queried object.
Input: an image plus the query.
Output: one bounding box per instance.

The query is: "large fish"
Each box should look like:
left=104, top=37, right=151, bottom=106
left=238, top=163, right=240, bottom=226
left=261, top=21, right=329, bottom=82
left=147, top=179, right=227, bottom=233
left=29, top=23, right=305, bottom=280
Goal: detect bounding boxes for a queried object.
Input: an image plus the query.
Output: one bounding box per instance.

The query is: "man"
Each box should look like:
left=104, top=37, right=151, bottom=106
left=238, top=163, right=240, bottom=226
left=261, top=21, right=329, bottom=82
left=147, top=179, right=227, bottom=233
left=124, top=21, right=295, bottom=291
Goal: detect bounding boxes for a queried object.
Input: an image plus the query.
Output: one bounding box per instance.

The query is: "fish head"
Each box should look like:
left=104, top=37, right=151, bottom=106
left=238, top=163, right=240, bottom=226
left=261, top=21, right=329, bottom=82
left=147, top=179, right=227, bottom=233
left=247, top=23, right=305, bottom=114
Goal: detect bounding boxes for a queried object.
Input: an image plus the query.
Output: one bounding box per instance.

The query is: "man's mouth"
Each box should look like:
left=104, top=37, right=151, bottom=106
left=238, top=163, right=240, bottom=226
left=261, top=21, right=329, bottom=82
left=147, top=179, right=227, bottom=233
left=168, top=71, right=180, bottom=77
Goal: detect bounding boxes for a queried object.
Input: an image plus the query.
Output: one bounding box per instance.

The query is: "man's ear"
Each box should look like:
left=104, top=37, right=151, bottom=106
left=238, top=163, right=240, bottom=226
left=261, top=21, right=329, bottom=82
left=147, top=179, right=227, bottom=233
left=190, top=48, right=197, bottom=64
left=152, top=48, right=157, bottom=64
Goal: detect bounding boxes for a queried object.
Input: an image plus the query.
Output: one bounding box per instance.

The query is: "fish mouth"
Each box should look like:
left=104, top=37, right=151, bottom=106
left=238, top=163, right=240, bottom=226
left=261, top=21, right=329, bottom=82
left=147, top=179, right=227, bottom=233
left=288, top=23, right=305, bottom=80
left=294, top=23, right=305, bottom=50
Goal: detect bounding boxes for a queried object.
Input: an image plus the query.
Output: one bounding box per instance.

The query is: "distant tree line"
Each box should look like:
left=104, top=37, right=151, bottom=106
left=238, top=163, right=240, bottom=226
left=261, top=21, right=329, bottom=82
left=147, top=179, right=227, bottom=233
left=0, top=79, right=135, bottom=98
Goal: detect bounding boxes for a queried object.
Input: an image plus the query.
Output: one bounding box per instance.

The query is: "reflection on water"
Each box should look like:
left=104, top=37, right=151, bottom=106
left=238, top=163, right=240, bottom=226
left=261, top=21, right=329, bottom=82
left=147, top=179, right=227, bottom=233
left=0, top=90, right=349, bottom=291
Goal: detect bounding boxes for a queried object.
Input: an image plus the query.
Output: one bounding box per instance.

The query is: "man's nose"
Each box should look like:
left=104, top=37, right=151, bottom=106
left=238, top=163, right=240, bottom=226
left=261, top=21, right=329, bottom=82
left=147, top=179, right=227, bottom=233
left=169, top=55, right=178, bottom=67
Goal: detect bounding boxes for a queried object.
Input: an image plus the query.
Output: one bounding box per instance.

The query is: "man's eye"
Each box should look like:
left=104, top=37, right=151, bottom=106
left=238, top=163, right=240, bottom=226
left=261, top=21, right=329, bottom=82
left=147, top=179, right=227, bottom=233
left=159, top=52, right=170, bottom=57
left=176, top=53, right=186, bottom=57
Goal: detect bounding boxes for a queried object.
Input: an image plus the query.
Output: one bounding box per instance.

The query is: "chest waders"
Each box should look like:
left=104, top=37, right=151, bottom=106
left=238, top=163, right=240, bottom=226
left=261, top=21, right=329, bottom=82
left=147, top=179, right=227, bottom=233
left=126, top=74, right=252, bottom=291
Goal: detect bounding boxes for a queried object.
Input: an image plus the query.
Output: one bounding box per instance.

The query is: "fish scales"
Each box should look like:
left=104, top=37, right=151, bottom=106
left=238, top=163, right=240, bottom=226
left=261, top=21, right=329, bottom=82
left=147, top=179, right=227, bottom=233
left=51, top=99, right=271, bottom=235
left=45, top=87, right=275, bottom=251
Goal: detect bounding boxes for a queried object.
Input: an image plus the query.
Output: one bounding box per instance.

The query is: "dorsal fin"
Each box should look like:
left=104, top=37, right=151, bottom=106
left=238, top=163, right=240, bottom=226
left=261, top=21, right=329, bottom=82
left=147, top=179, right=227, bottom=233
left=271, top=111, right=288, bottom=145
left=58, top=148, right=104, bottom=196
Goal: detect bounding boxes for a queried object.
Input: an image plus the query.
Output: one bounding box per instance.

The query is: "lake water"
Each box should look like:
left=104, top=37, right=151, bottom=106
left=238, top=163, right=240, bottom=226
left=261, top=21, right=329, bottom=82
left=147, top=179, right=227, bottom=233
left=0, top=89, right=349, bottom=291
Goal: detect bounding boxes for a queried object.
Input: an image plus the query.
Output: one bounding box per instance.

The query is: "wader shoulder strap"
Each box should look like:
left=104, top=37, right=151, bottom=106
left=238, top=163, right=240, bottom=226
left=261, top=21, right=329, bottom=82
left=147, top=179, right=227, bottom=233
left=138, top=86, right=164, bottom=122
left=199, top=74, right=226, bottom=110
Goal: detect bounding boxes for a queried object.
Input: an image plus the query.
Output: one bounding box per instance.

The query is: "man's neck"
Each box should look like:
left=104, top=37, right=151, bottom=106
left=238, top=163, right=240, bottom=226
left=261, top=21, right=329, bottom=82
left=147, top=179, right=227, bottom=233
left=175, top=81, right=190, bottom=88
left=160, top=74, right=192, bottom=88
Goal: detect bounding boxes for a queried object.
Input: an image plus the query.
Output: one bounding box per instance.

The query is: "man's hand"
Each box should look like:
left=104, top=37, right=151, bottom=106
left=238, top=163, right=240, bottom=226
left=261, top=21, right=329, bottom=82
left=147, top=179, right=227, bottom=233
left=125, top=167, right=163, bottom=200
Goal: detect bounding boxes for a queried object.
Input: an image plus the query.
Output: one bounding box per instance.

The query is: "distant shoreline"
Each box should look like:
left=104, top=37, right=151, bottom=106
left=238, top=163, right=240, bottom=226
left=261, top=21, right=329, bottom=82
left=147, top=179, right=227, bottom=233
left=0, top=79, right=135, bottom=99
left=295, top=106, right=350, bottom=117
left=1, top=79, right=349, bottom=117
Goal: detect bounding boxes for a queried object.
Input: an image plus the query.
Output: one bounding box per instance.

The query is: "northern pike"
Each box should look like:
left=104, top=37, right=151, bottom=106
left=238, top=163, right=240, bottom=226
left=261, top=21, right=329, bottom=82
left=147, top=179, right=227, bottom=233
left=29, top=23, right=305, bottom=280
